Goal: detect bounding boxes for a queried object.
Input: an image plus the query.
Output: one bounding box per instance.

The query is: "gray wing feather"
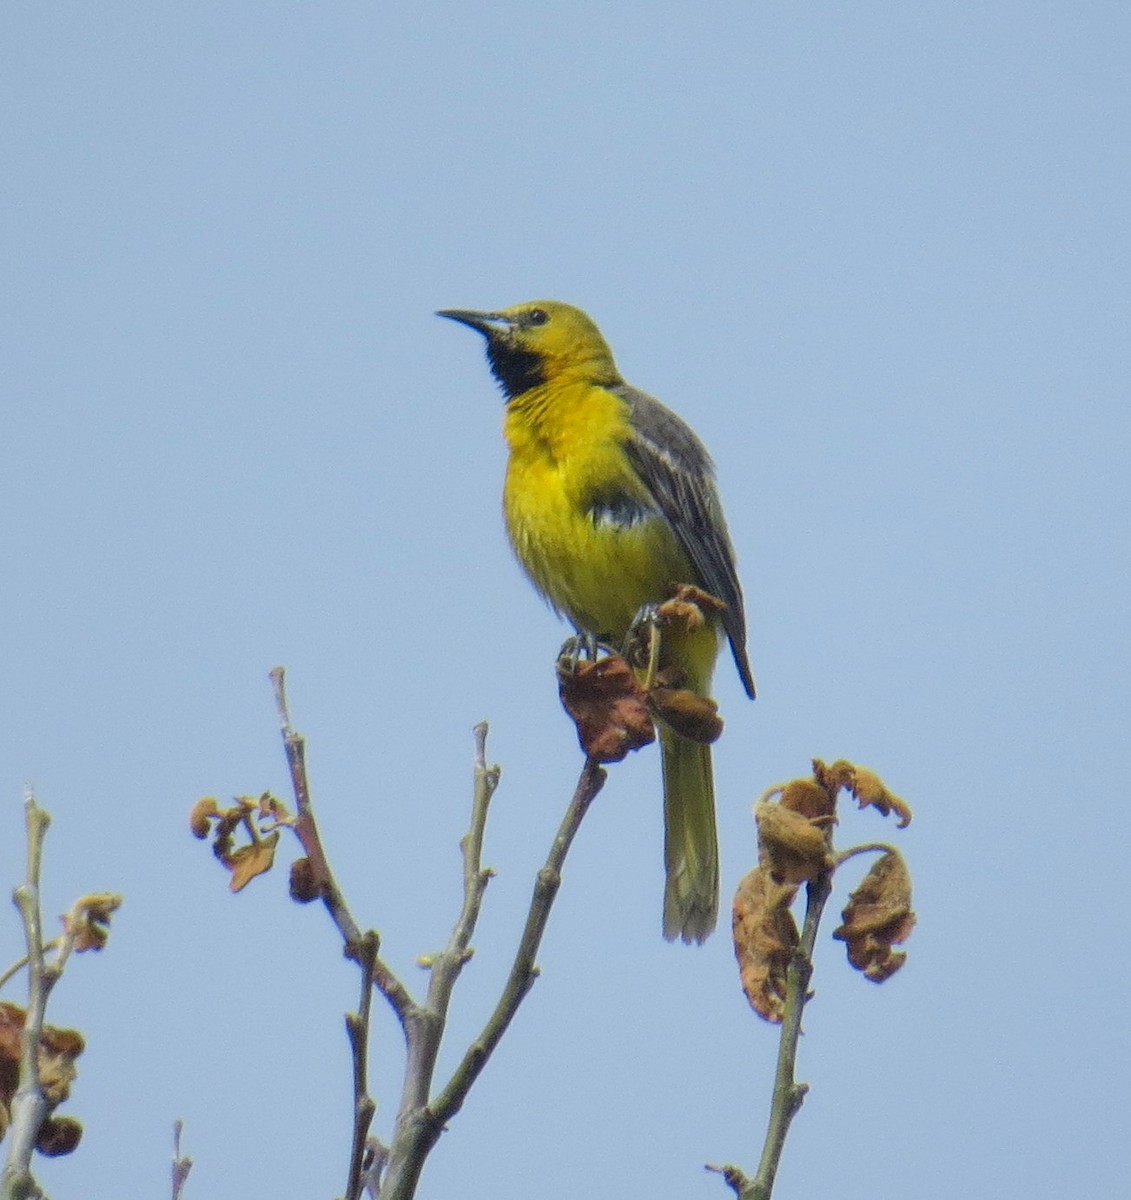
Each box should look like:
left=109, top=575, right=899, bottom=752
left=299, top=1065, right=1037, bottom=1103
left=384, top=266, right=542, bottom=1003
left=612, top=383, right=756, bottom=698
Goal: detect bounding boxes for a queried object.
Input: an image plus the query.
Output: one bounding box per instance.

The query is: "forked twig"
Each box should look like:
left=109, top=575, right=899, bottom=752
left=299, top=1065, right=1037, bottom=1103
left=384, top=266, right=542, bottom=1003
left=379, top=754, right=605, bottom=1200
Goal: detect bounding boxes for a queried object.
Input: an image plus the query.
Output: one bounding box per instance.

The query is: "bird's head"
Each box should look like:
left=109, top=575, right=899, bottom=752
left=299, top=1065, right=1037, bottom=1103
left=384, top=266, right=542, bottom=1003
left=437, top=300, right=620, bottom=399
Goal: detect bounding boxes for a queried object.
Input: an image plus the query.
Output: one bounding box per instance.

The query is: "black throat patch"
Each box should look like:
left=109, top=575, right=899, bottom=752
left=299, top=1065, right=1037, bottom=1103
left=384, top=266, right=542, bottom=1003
left=486, top=339, right=546, bottom=400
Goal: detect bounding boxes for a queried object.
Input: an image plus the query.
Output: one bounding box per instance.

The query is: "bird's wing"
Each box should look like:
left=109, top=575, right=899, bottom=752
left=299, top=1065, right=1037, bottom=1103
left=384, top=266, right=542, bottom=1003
left=611, top=383, right=756, bottom=698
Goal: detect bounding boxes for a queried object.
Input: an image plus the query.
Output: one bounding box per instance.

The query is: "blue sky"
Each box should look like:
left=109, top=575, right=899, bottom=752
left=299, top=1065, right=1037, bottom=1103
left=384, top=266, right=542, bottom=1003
left=2, top=3, right=1129, bottom=1197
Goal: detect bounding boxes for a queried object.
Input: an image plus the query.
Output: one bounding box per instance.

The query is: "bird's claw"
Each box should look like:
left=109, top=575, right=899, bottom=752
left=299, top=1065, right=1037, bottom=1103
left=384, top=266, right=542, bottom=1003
left=557, top=631, right=606, bottom=675
left=627, top=603, right=662, bottom=638
left=624, top=604, right=663, bottom=686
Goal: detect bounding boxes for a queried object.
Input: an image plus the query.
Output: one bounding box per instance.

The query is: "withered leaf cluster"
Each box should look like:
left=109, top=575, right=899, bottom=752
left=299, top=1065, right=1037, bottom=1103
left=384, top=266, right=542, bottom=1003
left=61, top=893, right=123, bottom=953
left=0, top=1002, right=84, bottom=1157
left=557, top=655, right=655, bottom=763
left=732, top=868, right=799, bottom=1023
left=557, top=586, right=725, bottom=763
left=815, top=759, right=913, bottom=828
left=190, top=793, right=294, bottom=892
left=833, top=850, right=916, bottom=981
left=733, top=760, right=915, bottom=1022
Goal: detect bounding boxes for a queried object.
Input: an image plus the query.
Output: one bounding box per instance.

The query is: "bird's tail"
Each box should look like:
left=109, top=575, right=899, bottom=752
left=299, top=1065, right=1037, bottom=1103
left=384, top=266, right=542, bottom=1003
left=660, top=727, right=719, bottom=944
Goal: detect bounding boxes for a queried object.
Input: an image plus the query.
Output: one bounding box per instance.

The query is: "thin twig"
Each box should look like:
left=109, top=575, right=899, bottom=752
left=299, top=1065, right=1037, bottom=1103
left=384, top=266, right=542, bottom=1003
left=711, top=869, right=834, bottom=1200
left=377, top=726, right=505, bottom=1200
left=432, top=755, right=606, bottom=1123
left=749, top=870, right=832, bottom=1198
left=172, top=1119, right=193, bottom=1200
left=0, top=940, right=61, bottom=996
left=378, top=754, right=606, bottom=1200
left=269, top=667, right=413, bottom=1025
left=834, top=842, right=897, bottom=867
left=1, top=791, right=54, bottom=1200
left=388, top=724, right=501, bottom=1146
left=424, top=725, right=499, bottom=1059
left=344, top=932, right=381, bottom=1200
left=269, top=668, right=418, bottom=1200
left=360, top=1137, right=389, bottom=1198
left=271, top=667, right=362, bottom=946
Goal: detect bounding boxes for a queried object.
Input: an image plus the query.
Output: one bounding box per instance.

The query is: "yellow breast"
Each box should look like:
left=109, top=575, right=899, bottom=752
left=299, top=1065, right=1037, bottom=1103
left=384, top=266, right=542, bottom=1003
left=502, top=379, right=697, bottom=640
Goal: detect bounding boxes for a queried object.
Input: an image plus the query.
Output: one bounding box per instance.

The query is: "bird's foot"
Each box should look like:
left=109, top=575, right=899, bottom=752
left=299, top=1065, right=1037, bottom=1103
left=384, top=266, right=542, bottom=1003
left=556, top=631, right=609, bottom=676
left=624, top=604, right=663, bottom=687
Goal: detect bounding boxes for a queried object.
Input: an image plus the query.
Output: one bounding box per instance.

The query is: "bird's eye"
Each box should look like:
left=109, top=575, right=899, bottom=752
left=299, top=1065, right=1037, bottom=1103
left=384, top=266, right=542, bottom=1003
left=526, top=308, right=549, bottom=326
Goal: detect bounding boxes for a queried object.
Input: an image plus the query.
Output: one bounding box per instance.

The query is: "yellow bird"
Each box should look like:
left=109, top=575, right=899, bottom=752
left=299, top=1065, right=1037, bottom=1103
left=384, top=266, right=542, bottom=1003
left=439, top=300, right=755, bottom=943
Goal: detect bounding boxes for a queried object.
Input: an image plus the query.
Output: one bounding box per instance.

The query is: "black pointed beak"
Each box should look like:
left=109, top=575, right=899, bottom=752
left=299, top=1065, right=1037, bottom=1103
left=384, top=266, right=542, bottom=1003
left=436, top=308, right=514, bottom=338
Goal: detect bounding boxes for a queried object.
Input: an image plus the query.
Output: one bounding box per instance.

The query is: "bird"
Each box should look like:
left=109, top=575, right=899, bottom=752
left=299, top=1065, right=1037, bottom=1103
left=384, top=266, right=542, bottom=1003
left=438, top=300, right=755, bottom=943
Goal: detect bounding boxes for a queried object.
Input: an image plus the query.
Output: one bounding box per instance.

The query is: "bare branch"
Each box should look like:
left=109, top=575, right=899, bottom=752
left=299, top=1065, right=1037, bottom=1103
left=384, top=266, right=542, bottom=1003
left=399, top=721, right=501, bottom=1114
left=378, top=754, right=606, bottom=1200
left=1, top=791, right=53, bottom=1200
left=271, top=667, right=363, bottom=947
left=260, top=676, right=608, bottom=1200
left=711, top=870, right=830, bottom=1200
left=432, top=755, right=606, bottom=1122
left=172, top=1120, right=193, bottom=1200
left=344, top=933, right=380, bottom=1200
left=746, top=871, right=830, bottom=1199
left=269, top=667, right=413, bottom=1025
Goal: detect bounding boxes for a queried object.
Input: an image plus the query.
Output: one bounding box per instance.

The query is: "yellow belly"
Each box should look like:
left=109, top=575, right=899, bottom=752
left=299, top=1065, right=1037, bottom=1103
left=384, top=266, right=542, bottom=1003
left=505, top=455, right=687, bottom=636
left=502, top=382, right=720, bottom=693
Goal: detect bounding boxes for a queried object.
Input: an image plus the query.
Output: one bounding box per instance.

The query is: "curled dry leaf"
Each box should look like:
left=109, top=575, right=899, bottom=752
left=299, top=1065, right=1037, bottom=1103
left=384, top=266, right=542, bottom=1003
left=37, top=1025, right=84, bottom=1107
left=655, top=599, right=705, bottom=632
left=36, top=1115, right=83, bottom=1157
left=191, top=794, right=291, bottom=892
left=62, top=893, right=123, bottom=953
left=756, top=800, right=833, bottom=885
left=662, top=582, right=728, bottom=619
left=227, top=832, right=280, bottom=893
left=0, top=1003, right=85, bottom=1155
left=557, top=654, right=656, bottom=763
left=189, top=797, right=220, bottom=839
left=0, top=1003, right=21, bottom=1131
left=732, top=867, right=799, bottom=1023
left=815, top=759, right=912, bottom=828
left=812, top=758, right=855, bottom=796
left=780, top=777, right=837, bottom=824
left=833, top=849, right=916, bottom=982
left=648, top=686, right=724, bottom=744
left=848, top=766, right=913, bottom=828
left=289, top=856, right=320, bottom=904
left=257, top=792, right=295, bottom=828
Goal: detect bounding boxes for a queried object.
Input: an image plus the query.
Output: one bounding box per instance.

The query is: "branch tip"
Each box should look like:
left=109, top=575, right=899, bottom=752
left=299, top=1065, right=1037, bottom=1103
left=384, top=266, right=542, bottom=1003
left=472, top=721, right=489, bottom=768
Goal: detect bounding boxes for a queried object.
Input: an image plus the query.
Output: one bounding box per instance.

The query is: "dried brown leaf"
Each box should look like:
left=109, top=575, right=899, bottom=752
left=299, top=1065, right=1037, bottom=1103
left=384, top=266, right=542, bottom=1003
left=0, top=1003, right=23, bottom=1110
left=227, top=832, right=280, bottom=893
left=257, top=792, right=294, bottom=826
left=813, top=758, right=856, bottom=796
left=732, top=867, right=799, bottom=1023
left=833, top=849, right=916, bottom=981
left=0, top=1004, right=85, bottom=1150
left=61, top=893, right=122, bottom=953
left=289, top=856, right=320, bottom=903
left=780, top=777, right=837, bottom=823
left=755, top=800, right=833, bottom=884
left=189, top=797, right=220, bottom=839
left=195, top=794, right=295, bottom=893
left=849, top=766, right=913, bottom=828
left=37, top=1027, right=84, bottom=1106
left=558, top=654, right=656, bottom=763
left=663, top=583, right=728, bottom=617
left=36, top=1115, right=82, bottom=1157
left=647, top=687, right=724, bottom=744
